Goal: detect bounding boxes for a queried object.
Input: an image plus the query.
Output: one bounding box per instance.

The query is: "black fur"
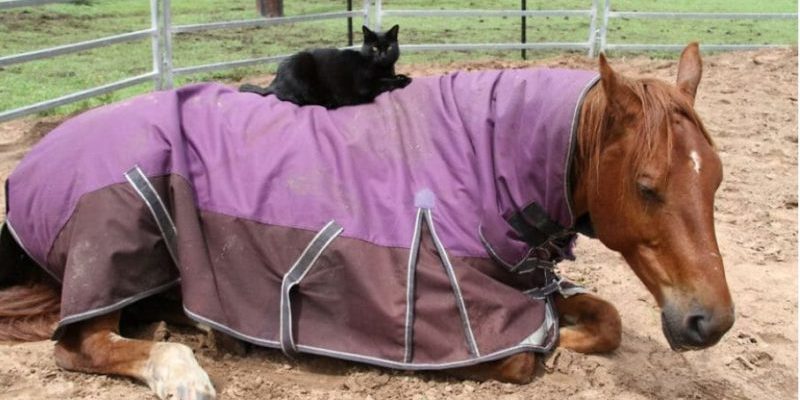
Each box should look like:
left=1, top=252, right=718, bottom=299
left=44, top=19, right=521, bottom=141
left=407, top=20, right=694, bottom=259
left=239, top=25, right=411, bottom=109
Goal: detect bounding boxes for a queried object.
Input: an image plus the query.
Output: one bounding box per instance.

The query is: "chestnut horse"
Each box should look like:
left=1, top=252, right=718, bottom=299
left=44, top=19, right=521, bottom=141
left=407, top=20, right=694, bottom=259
left=0, top=43, right=733, bottom=399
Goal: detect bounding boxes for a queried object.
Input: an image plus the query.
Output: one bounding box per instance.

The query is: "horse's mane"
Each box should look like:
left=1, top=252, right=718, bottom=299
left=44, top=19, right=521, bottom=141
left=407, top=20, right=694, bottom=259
left=576, top=75, right=713, bottom=192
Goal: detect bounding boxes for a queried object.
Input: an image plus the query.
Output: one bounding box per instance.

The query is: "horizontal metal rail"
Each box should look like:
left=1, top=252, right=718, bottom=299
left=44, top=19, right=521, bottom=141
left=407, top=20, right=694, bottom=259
left=0, top=72, right=156, bottom=123
left=381, top=9, right=592, bottom=18
left=608, top=11, right=797, bottom=20
left=172, top=11, right=360, bottom=34
left=0, top=0, right=73, bottom=10
left=172, top=55, right=290, bottom=76
left=0, top=29, right=154, bottom=67
left=600, top=0, right=797, bottom=53
left=605, top=43, right=796, bottom=52
left=171, top=45, right=360, bottom=76
left=167, top=41, right=598, bottom=78
left=400, top=42, right=592, bottom=52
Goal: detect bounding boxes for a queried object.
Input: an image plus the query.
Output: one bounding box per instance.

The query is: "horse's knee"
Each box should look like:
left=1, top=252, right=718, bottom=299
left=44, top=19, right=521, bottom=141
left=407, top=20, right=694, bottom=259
left=556, top=293, right=622, bottom=353
left=590, top=299, right=621, bottom=352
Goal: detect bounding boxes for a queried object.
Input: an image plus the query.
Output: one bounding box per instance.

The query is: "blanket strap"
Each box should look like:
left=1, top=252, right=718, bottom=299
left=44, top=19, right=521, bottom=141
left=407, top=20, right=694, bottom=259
left=507, top=202, right=565, bottom=249
left=124, top=166, right=179, bottom=266
left=279, top=220, right=343, bottom=359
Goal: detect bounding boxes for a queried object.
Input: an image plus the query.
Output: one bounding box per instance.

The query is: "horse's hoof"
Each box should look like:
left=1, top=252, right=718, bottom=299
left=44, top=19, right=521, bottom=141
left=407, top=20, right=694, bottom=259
left=144, top=342, right=216, bottom=400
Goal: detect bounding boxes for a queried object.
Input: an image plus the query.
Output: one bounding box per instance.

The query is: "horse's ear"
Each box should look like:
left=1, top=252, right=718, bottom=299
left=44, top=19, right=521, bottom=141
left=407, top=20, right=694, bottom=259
left=676, top=42, right=702, bottom=104
left=599, top=53, right=641, bottom=122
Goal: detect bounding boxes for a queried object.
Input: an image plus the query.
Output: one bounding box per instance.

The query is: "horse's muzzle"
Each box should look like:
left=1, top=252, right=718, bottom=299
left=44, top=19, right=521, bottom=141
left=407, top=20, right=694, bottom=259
left=661, top=303, right=735, bottom=351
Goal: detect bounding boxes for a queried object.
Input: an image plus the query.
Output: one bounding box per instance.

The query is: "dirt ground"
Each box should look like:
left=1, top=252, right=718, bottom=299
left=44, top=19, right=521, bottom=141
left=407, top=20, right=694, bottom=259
left=0, top=48, right=797, bottom=400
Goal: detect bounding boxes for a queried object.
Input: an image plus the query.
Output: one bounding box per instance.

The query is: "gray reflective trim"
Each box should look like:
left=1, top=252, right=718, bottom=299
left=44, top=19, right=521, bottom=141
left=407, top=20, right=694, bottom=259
left=524, top=277, right=563, bottom=299
left=477, top=223, right=535, bottom=271
left=403, top=209, right=424, bottom=363
left=558, top=283, right=590, bottom=298
left=186, top=300, right=556, bottom=370
left=57, top=278, right=180, bottom=329
left=517, top=297, right=556, bottom=346
left=124, top=166, right=179, bottom=266
left=279, top=220, right=343, bottom=358
left=423, top=209, right=480, bottom=358
left=184, top=307, right=280, bottom=348
left=564, top=74, right=601, bottom=225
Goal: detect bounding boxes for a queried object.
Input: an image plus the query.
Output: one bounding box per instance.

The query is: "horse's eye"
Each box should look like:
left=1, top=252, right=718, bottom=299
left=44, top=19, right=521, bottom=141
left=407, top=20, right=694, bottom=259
left=637, top=183, right=663, bottom=204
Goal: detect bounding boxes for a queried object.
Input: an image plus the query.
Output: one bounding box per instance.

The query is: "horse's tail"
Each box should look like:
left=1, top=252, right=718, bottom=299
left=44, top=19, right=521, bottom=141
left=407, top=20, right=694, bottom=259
left=0, top=224, right=60, bottom=342
left=0, top=283, right=60, bottom=341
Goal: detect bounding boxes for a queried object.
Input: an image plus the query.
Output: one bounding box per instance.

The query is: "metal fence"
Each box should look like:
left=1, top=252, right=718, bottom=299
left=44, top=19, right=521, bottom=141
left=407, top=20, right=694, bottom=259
left=0, top=0, right=165, bottom=122
left=0, top=0, right=797, bottom=123
left=600, top=0, right=798, bottom=52
left=375, top=0, right=599, bottom=59
left=0, top=0, right=368, bottom=122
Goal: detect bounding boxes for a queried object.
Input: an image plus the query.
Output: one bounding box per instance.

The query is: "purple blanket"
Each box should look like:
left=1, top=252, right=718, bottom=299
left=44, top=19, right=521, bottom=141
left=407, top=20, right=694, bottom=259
left=5, top=68, right=598, bottom=369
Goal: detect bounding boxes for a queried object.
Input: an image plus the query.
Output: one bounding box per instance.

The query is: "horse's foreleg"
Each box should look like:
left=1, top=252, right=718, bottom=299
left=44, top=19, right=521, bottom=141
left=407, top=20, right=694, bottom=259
left=448, top=352, right=537, bottom=384
left=54, top=311, right=216, bottom=400
left=554, top=293, right=621, bottom=353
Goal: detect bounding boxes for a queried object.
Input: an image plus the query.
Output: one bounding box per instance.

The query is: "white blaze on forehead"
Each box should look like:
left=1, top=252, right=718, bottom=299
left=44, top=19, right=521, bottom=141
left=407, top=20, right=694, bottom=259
left=689, top=150, right=701, bottom=174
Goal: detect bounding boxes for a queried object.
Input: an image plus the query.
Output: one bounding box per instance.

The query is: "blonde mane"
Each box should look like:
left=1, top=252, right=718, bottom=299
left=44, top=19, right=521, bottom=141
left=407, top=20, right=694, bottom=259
left=575, top=76, right=713, bottom=191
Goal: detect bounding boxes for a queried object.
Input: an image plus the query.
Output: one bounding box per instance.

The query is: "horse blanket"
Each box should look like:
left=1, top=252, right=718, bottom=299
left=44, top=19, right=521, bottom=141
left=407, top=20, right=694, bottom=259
left=4, top=68, right=598, bottom=369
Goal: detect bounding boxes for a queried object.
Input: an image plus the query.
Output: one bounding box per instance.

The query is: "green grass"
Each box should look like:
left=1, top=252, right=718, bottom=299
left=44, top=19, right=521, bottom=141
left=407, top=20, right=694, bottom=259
left=0, top=0, right=796, bottom=118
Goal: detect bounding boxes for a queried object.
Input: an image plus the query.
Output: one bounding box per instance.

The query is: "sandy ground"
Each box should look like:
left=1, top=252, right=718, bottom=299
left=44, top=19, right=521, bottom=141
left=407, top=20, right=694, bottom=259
left=0, top=48, right=796, bottom=400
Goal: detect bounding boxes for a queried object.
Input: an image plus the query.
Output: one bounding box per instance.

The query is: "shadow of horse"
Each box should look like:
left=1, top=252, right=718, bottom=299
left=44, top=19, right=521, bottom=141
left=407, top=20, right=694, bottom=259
left=605, top=329, right=749, bottom=400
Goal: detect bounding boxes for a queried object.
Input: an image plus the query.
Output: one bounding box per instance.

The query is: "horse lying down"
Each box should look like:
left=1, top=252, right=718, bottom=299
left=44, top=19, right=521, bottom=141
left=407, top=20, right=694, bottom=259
left=0, top=43, right=733, bottom=399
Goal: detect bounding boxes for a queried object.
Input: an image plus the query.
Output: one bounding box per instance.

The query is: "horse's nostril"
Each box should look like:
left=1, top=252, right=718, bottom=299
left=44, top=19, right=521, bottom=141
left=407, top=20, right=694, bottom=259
left=686, top=312, right=710, bottom=343
left=664, top=303, right=734, bottom=351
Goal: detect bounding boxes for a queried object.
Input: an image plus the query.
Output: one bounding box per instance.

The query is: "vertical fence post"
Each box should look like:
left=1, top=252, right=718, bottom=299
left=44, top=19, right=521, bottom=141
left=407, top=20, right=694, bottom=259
left=161, top=0, right=174, bottom=89
left=600, top=0, right=610, bottom=53
left=347, top=0, right=353, bottom=46
left=150, top=0, right=163, bottom=89
left=521, top=0, right=527, bottom=60
left=374, top=0, right=382, bottom=31
left=362, top=0, right=370, bottom=29
left=587, top=0, right=598, bottom=57
left=257, top=0, right=283, bottom=17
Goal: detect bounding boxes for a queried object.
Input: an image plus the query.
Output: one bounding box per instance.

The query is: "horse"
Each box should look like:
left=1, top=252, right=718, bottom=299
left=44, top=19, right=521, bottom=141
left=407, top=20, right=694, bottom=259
left=0, top=43, right=733, bottom=399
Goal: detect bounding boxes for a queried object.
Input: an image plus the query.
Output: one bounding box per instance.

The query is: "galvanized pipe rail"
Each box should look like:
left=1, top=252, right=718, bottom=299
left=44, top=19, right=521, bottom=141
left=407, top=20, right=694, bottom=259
left=1, top=0, right=797, bottom=123
left=0, top=0, right=165, bottom=122
left=375, top=0, right=599, bottom=57
left=600, top=0, right=798, bottom=52
left=172, top=11, right=360, bottom=34
left=0, top=0, right=367, bottom=122
left=0, top=0, right=73, bottom=10
left=0, top=29, right=154, bottom=67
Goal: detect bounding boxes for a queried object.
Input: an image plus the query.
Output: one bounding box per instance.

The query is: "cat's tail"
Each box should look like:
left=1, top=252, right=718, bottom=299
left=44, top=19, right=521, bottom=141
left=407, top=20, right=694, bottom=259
left=239, top=83, right=274, bottom=96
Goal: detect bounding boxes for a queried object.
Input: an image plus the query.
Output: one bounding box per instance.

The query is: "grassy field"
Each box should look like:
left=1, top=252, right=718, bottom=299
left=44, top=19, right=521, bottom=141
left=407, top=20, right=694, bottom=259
left=0, top=0, right=796, bottom=117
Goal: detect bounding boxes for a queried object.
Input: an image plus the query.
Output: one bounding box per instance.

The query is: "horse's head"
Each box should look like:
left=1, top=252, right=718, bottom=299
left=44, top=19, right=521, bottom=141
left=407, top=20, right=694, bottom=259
left=573, top=43, right=734, bottom=351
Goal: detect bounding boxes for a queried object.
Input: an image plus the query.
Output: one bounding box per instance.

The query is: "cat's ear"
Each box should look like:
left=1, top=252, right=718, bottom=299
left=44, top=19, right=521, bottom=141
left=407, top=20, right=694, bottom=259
left=386, top=25, right=399, bottom=40
left=362, top=25, right=377, bottom=42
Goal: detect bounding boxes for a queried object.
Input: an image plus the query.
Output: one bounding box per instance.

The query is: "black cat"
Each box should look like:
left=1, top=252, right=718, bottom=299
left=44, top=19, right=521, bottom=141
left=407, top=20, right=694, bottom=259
left=239, top=25, right=411, bottom=109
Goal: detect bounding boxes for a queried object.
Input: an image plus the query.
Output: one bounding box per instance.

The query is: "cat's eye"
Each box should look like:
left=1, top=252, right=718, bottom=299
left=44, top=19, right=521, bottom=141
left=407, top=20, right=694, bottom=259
left=372, top=46, right=379, bottom=52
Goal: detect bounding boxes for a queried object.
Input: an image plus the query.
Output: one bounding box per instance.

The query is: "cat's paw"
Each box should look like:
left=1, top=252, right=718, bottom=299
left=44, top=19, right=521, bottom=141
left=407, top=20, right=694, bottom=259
left=395, top=74, right=412, bottom=88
